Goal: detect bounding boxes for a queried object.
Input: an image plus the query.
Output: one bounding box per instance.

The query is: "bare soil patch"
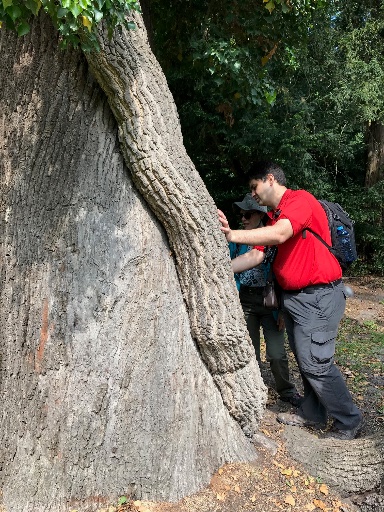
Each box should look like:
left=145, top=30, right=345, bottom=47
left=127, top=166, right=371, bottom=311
left=343, top=276, right=384, bottom=330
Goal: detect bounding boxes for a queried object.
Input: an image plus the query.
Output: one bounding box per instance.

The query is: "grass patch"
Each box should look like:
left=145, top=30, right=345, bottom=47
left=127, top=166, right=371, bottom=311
left=336, top=318, right=384, bottom=413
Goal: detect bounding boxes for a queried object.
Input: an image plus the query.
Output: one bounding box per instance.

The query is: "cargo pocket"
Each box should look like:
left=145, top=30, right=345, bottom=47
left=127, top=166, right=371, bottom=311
left=310, top=331, right=336, bottom=364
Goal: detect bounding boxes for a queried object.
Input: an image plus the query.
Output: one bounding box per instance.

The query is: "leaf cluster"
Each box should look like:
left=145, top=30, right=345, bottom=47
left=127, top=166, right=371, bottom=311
left=152, top=0, right=324, bottom=110
left=0, top=0, right=140, bottom=50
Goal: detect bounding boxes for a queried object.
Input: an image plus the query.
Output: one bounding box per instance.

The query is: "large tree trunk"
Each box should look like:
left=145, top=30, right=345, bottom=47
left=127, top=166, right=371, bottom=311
left=365, top=120, right=384, bottom=188
left=0, top=11, right=266, bottom=512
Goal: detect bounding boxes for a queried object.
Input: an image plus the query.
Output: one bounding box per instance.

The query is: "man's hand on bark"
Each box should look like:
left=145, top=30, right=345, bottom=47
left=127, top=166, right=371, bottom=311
left=218, top=209, right=232, bottom=242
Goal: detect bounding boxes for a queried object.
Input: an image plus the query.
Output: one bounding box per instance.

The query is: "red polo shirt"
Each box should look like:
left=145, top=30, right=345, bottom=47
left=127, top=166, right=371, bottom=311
left=263, top=189, right=342, bottom=290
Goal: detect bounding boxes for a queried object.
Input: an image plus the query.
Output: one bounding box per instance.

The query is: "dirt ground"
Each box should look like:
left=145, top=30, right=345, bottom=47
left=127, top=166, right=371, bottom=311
left=115, top=277, right=384, bottom=512
left=343, top=276, right=384, bottom=331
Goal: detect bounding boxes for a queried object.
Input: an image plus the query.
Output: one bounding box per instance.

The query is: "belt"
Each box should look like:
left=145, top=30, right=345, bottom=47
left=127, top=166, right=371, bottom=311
left=239, top=285, right=264, bottom=295
left=284, top=278, right=342, bottom=294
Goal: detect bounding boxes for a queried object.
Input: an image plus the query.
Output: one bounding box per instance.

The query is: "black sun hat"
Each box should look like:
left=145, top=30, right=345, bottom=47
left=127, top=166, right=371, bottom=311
left=232, top=193, right=267, bottom=213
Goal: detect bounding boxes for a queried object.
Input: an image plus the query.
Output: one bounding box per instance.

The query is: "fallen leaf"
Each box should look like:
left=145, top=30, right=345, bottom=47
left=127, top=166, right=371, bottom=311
left=224, top=485, right=230, bottom=491
left=293, top=470, right=301, bottom=477
left=216, top=493, right=226, bottom=501
left=273, top=461, right=284, bottom=468
left=261, top=428, right=271, bottom=436
left=313, top=498, right=327, bottom=510
left=285, top=495, right=296, bottom=506
left=218, top=468, right=224, bottom=475
left=319, top=484, right=329, bottom=495
left=281, top=468, right=293, bottom=476
left=234, top=485, right=241, bottom=493
left=305, top=504, right=316, bottom=511
left=250, top=495, right=256, bottom=502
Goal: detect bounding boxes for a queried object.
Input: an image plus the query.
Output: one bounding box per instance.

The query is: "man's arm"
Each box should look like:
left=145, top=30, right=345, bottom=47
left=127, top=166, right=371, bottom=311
left=218, top=209, right=293, bottom=245
left=231, top=248, right=265, bottom=273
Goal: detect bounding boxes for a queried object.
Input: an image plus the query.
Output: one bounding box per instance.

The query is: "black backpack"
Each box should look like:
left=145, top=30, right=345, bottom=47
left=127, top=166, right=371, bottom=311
left=303, top=200, right=358, bottom=270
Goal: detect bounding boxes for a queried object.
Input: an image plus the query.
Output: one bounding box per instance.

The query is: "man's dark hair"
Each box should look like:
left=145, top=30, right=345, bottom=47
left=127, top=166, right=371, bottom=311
left=247, top=161, right=287, bottom=186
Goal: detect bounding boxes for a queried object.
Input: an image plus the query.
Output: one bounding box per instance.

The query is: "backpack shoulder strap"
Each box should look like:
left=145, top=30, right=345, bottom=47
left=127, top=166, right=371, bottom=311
left=302, top=227, right=333, bottom=251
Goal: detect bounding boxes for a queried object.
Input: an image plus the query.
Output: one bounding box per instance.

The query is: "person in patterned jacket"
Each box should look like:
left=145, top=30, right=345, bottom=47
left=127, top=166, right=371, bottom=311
left=229, top=193, right=301, bottom=406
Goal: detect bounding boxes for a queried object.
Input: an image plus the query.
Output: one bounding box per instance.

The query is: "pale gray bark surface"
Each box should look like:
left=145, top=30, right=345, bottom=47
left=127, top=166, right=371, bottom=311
left=284, top=426, right=384, bottom=495
left=0, top=14, right=266, bottom=512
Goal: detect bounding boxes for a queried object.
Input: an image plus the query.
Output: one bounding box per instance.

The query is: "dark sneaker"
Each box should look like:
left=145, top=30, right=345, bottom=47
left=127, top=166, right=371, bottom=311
left=325, top=418, right=364, bottom=440
left=277, top=412, right=325, bottom=430
left=280, top=392, right=303, bottom=407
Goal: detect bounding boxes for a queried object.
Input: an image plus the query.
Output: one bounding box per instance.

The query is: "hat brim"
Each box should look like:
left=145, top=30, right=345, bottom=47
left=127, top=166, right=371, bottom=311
left=232, top=201, right=267, bottom=213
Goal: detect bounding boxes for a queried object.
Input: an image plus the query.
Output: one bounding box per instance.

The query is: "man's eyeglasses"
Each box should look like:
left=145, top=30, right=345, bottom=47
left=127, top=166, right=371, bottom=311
left=239, top=211, right=255, bottom=220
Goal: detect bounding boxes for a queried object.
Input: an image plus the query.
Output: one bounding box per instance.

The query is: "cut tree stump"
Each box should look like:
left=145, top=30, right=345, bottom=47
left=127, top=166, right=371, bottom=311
left=283, top=426, right=384, bottom=495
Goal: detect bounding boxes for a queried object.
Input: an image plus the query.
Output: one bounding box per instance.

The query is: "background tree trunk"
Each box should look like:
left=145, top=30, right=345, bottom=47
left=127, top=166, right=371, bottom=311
left=0, top=12, right=266, bottom=512
left=365, top=120, right=384, bottom=188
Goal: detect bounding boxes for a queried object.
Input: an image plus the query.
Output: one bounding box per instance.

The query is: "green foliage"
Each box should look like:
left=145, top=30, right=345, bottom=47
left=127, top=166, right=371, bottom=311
left=150, top=0, right=326, bottom=215
left=331, top=1, right=384, bottom=124
left=151, top=0, right=384, bottom=274
left=0, top=0, right=140, bottom=50
left=344, top=181, right=384, bottom=276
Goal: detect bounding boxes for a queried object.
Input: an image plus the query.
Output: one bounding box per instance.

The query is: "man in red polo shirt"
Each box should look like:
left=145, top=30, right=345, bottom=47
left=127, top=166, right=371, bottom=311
left=219, top=161, right=362, bottom=440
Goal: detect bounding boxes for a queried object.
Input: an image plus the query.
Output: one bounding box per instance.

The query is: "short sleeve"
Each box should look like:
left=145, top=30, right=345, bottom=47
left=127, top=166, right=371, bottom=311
left=279, top=196, right=312, bottom=235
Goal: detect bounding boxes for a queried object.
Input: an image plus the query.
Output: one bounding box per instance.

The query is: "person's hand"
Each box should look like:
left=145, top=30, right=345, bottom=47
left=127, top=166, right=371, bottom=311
left=218, top=209, right=232, bottom=241
left=277, top=311, right=285, bottom=331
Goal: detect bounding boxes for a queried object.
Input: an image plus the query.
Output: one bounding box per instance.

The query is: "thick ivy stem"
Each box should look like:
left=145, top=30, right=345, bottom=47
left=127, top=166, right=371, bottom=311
left=84, top=14, right=267, bottom=435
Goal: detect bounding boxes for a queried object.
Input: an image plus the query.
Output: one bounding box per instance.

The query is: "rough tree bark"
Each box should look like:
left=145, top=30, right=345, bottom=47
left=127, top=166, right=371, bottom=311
left=83, top=12, right=267, bottom=436
left=365, top=120, right=384, bottom=188
left=284, top=427, right=384, bottom=495
left=0, top=10, right=266, bottom=512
